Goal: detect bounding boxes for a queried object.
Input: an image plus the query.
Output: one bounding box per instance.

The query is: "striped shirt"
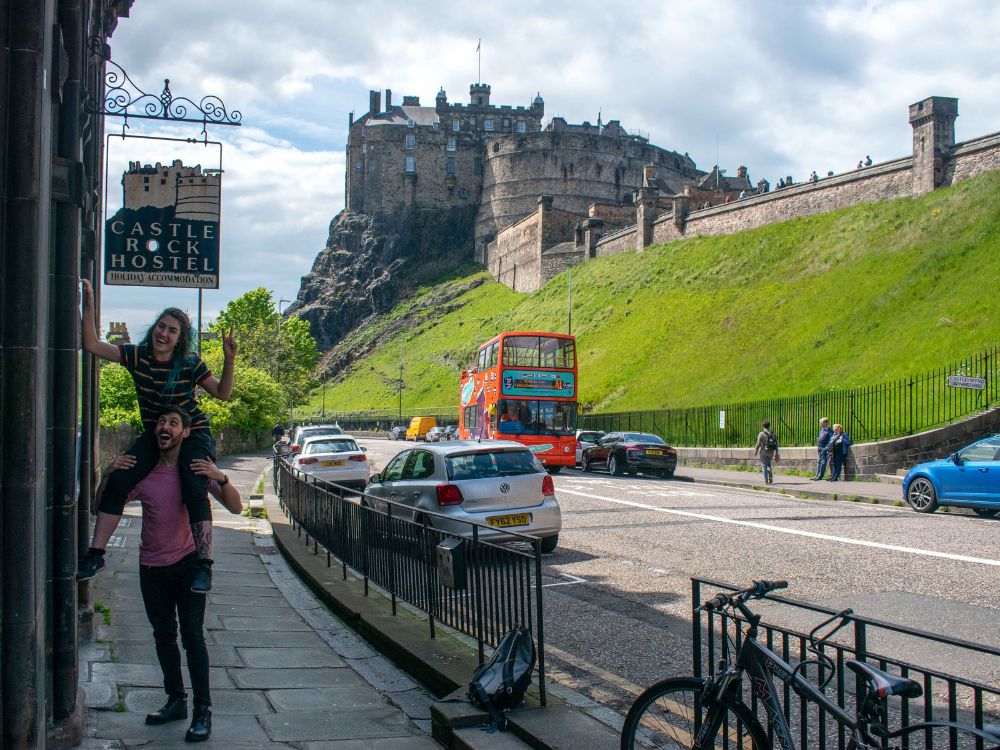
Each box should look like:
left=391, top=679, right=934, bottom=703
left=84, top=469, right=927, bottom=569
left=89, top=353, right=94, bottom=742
left=119, top=344, right=212, bottom=431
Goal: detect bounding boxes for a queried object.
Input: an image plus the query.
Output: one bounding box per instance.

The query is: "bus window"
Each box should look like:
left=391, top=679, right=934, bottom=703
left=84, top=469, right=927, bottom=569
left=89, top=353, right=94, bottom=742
left=478, top=346, right=488, bottom=371
left=540, top=337, right=575, bottom=369
left=502, top=336, right=539, bottom=367
left=488, top=341, right=499, bottom=368
left=497, top=399, right=575, bottom=436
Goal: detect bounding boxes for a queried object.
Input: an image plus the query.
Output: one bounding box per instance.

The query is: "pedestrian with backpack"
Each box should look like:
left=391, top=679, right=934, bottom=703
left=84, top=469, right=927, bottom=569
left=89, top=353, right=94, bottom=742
left=753, top=420, right=779, bottom=484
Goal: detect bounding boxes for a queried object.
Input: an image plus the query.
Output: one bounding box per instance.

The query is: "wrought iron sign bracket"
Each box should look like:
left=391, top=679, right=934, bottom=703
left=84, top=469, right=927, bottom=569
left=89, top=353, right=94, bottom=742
left=85, top=37, right=242, bottom=137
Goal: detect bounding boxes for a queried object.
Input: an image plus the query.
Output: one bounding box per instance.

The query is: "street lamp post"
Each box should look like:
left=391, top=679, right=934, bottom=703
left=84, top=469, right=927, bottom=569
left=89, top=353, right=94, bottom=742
left=278, top=298, right=291, bottom=423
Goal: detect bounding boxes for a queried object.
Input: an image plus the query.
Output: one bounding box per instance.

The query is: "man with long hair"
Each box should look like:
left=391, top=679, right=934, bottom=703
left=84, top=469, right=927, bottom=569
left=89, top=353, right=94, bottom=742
left=78, top=279, right=236, bottom=592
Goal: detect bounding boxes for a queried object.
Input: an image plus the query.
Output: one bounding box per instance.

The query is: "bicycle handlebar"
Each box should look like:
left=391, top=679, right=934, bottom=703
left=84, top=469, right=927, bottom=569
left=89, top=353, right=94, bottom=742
left=698, top=579, right=788, bottom=611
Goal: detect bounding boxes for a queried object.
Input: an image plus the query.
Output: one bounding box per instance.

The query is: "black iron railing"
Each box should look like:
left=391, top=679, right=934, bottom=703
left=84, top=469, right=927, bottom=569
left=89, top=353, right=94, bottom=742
left=582, top=346, right=1000, bottom=448
left=276, top=459, right=546, bottom=703
left=692, top=577, right=1000, bottom=749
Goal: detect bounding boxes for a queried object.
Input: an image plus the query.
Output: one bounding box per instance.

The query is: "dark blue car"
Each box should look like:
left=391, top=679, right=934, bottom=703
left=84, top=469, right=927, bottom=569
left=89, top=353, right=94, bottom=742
left=902, top=435, right=1000, bottom=517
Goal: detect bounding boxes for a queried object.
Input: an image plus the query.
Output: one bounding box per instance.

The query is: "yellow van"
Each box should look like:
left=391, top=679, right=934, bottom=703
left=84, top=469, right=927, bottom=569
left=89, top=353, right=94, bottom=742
left=406, top=416, right=436, bottom=441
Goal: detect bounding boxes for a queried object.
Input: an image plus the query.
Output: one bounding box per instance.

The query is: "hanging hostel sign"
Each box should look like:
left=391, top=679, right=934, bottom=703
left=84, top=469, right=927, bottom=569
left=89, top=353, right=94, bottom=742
left=105, top=159, right=221, bottom=288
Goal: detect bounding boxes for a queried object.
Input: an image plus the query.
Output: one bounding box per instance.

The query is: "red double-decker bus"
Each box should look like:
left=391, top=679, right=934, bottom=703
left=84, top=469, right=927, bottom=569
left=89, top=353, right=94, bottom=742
left=458, top=331, right=577, bottom=471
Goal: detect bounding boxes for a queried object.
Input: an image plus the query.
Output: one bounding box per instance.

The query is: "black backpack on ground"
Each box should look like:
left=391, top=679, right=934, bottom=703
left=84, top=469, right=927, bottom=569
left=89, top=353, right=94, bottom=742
left=468, top=626, right=536, bottom=732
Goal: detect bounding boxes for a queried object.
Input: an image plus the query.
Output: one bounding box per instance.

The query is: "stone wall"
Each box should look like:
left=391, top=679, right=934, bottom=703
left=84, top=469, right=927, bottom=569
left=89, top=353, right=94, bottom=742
left=98, top=424, right=271, bottom=471
left=945, top=132, right=1000, bottom=184
left=541, top=242, right=587, bottom=284
left=676, top=406, right=1000, bottom=478
left=485, top=211, right=541, bottom=293
left=594, top=225, right=638, bottom=257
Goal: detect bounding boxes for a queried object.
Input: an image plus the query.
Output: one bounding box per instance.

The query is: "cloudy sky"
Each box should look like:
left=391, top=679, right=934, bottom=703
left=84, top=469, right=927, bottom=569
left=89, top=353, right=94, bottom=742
left=102, top=0, right=1000, bottom=340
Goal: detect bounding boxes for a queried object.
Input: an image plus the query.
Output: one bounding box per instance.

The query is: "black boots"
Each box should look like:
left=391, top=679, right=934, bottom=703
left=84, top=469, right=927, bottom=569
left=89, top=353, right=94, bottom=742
left=185, top=705, right=212, bottom=742
left=145, top=696, right=187, bottom=725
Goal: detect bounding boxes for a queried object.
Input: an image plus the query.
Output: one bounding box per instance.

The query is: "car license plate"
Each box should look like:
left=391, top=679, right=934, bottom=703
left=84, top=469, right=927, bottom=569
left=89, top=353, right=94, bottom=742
left=487, top=513, right=531, bottom=528
left=646, top=449, right=664, bottom=456
left=320, top=459, right=346, bottom=467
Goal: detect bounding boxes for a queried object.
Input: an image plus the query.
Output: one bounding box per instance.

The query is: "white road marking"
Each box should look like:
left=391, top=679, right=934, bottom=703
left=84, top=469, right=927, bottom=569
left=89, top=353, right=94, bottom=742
left=558, top=487, right=1000, bottom=568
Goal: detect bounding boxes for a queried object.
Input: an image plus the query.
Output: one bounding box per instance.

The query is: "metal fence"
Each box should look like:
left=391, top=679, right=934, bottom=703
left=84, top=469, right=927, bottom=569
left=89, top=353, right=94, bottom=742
left=275, top=459, right=546, bottom=703
left=582, top=346, right=1000, bottom=448
left=692, top=577, right=1000, bottom=749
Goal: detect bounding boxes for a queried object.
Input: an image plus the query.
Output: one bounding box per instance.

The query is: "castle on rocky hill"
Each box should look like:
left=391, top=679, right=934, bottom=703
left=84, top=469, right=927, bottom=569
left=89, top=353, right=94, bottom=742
left=345, top=82, right=752, bottom=266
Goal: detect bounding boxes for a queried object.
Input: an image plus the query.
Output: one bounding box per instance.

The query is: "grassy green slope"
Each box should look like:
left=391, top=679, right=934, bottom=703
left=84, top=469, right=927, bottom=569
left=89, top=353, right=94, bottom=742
left=308, top=170, right=1000, bottom=414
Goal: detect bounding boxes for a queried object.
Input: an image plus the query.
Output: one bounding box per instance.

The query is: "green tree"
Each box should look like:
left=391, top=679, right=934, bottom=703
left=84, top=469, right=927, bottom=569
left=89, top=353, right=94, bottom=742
left=207, top=287, right=320, bottom=408
left=200, top=364, right=284, bottom=434
left=98, top=362, right=141, bottom=429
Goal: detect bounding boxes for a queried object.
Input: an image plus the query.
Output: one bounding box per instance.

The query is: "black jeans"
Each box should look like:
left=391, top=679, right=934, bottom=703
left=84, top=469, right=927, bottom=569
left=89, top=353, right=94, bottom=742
left=139, top=553, right=211, bottom=707
left=815, top=447, right=830, bottom=479
left=100, top=429, right=216, bottom=524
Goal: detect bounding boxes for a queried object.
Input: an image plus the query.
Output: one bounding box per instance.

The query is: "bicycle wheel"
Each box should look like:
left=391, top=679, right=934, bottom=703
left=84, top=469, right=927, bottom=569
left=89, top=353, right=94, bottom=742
left=621, top=676, right=767, bottom=750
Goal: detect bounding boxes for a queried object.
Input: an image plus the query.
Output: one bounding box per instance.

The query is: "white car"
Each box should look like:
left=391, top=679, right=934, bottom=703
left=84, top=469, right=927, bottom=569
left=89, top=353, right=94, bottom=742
left=292, top=434, right=369, bottom=493
left=364, top=440, right=562, bottom=552
left=289, top=423, right=343, bottom=452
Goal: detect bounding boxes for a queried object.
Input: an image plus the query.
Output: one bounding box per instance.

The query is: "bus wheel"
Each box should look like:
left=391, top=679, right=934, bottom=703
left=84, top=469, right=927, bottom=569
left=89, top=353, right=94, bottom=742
left=547, top=466, right=562, bottom=475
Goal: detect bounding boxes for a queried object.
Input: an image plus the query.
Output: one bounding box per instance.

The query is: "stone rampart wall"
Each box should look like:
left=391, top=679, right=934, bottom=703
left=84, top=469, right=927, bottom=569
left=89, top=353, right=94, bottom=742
left=594, top=225, right=638, bottom=257
left=486, top=211, right=542, bottom=292
left=944, top=132, right=1000, bottom=184
left=541, top=243, right=587, bottom=284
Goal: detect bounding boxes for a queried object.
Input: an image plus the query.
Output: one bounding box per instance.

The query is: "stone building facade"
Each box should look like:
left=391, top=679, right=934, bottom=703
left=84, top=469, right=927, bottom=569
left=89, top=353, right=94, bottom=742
left=345, top=83, right=544, bottom=216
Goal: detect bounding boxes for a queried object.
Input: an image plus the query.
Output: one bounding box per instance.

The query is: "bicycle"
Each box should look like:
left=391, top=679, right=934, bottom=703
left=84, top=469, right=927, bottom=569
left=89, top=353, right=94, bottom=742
left=621, top=580, right=1000, bottom=749
left=272, top=439, right=292, bottom=493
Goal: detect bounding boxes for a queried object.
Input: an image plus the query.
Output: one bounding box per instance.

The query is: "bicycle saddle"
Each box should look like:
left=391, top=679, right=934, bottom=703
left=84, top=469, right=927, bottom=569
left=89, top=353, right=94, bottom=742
left=846, top=660, right=922, bottom=699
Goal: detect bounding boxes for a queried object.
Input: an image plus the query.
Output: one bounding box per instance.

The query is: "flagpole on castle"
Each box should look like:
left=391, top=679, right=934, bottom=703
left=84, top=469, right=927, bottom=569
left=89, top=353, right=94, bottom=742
left=477, top=38, right=481, bottom=82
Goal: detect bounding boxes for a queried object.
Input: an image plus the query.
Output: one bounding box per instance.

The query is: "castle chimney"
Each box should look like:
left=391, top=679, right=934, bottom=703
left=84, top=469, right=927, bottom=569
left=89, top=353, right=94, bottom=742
left=643, top=164, right=656, bottom=187
left=369, top=90, right=381, bottom=116
left=385, top=88, right=392, bottom=112
left=348, top=112, right=354, bottom=126
left=737, top=166, right=748, bottom=179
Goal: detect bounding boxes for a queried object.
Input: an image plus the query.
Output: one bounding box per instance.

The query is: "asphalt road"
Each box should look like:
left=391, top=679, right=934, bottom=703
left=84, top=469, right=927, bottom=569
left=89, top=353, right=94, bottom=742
left=357, top=438, right=1000, bottom=715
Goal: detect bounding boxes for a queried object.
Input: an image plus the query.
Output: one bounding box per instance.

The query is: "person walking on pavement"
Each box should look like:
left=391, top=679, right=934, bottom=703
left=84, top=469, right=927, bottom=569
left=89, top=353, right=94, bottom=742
left=97, top=406, right=243, bottom=742
left=271, top=422, right=286, bottom=443
left=828, top=423, right=852, bottom=481
left=812, top=417, right=833, bottom=480
left=753, top=420, right=779, bottom=484
left=78, top=278, right=238, bottom=593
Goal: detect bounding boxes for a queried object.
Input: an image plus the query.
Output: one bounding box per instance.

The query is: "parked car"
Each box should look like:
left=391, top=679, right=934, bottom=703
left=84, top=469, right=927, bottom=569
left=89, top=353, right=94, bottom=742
left=575, top=429, right=605, bottom=468
left=364, top=440, right=562, bottom=552
left=581, top=432, right=678, bottom=478
left=389, top=425, right=408, bottom=440
left=406, top=416, right=436, bottom=441
left=289, top=423, right=343, bottom=452
left=291, top=434, right=369, bottom=493
left=425, top=426, right=449, bottom=443
left=902, top=435, right=1000, bottom=517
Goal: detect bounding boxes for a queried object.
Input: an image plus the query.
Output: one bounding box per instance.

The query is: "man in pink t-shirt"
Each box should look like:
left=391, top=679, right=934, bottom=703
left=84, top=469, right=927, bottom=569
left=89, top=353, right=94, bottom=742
left=96, top=407, right=242, bottom=743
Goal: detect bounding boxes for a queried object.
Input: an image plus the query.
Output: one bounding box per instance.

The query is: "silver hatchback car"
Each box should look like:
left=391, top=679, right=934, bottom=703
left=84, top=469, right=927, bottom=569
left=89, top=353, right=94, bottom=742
left=364, top=440, right=562, bottom=552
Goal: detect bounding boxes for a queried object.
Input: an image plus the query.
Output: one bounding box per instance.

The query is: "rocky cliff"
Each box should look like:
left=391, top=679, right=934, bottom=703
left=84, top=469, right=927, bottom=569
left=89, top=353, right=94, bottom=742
left=287, top=206, right=477, bottom=367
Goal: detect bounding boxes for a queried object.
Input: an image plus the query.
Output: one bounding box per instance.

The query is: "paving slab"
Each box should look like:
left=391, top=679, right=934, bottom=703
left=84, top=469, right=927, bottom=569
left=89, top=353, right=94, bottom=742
left=219, top=615, right=313, bottom=631
left=236, top=646, right=346, bottom=669
left=91, top=662, right=236, bottom=689
left=209, top=629, right=327, bottom=648
left=259, top=707, right=421, bottom=742
left=112, top=642, right=241, bottom=667
left=230, top=667, right=368, bottom=690
left=124, top=687, right=272, bottom=715
left=86, top=710, right=271, bottom=743
left=265, top=686, right=387, bottom=711
left=300, top=739, right=442, bottom=750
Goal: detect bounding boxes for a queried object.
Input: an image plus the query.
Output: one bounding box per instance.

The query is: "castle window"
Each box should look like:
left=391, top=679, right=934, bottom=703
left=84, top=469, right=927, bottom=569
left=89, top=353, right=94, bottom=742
left=405, top=133, right=416, bottom=149
left=407, top=119, right=415, bottom=128
left=516, top=120, right=526, bottom=134
left=144, top=185, right=149, bottom=191
left=452, top=120, right=460, bottom=132
left=447, top=137, right=456, bottom=152
left=143, top=176, right=149, bottom=183
left=431, top=121, right=439, bottom=132
left=446, top=156, right=455, bottom=175
left=474, top=158, right=483, bottom=176
left=160, top=178, right=166, bottom=185
left=492, top=143, right=500, bottom=153
left=405, top=156, right=415, bottom=173
left=458, top=188, right=469, bottom=199
left=484, top=119, right=494, bottom=132
left=503, top=118, right=510, bottom=128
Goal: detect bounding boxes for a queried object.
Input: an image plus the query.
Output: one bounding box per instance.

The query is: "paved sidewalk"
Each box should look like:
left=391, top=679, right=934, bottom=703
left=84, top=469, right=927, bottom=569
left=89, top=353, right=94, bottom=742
left=679, top=465, right=904, bottom=504
left=80, top=453, right=440, bottom=749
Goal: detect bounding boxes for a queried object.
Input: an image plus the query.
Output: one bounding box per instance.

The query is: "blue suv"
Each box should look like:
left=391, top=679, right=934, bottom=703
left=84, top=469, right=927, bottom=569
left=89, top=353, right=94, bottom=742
left=903, top=435, right=1000, bottom=517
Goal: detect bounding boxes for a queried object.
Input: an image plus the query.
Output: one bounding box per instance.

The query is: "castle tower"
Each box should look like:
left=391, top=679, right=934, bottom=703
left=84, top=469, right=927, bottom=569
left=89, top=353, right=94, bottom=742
left=470, top=82, right=491, bottom=107
left=909, top=96, right=958, bottom=196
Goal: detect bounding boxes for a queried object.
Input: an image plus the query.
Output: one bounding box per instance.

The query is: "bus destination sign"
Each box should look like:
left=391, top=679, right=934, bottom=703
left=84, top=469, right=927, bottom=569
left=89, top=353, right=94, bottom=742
left=502, top=370, right=575, bottom=398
